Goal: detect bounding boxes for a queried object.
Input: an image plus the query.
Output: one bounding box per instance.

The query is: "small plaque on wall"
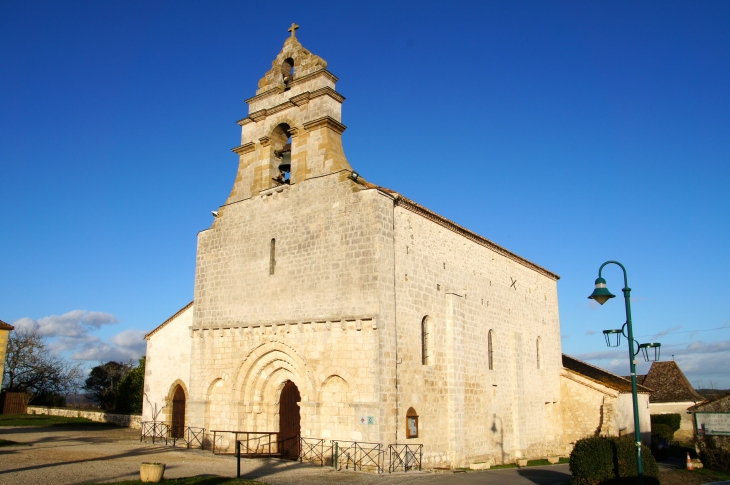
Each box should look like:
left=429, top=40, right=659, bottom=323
left=407, top=416, right=418, bottom=438
left=406, top=406, right=419, bottom=438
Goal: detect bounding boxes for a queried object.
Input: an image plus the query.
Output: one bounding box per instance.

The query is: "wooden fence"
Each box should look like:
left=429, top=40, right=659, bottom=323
left=1, top=392, right=29, bottom=414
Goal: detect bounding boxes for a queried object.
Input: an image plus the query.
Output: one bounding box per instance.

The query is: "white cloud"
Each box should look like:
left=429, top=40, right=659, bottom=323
left=14, top=310, right=118, bottom=339
left=12, top=311, right=144, bottom=365
left=586, top=330, right=596, bottom=335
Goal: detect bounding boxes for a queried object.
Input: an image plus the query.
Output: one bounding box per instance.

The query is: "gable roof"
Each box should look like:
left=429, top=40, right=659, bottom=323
left=0, top=319, right=14, bottom=331
left=639, top=361, right=704, bottom=403
left=144, top=301, right=194, bottom=340
left=562, top=354, right=652, bottom=393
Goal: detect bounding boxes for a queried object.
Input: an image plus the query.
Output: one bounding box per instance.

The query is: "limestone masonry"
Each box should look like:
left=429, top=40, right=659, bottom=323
left=144, top=28, right=646, bottom=468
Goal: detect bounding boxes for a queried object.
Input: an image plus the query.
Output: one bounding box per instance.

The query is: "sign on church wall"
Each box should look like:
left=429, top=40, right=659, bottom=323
left=696, top=412, right=730, bottom=436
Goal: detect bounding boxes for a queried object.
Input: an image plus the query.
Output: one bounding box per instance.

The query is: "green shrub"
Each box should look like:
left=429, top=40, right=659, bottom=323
left=570, top=436, right=615, bottom=485
left=569, top=435, right=660, bottom=485
left=651, top=423, right=674, bottom=441
left=650, top=413, right=681, bottom=433
left=699, top=447, right=730, bottom=473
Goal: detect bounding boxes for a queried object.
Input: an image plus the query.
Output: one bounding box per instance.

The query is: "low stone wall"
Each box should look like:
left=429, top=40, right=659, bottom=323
left=27, top=406, right=142, bottom=429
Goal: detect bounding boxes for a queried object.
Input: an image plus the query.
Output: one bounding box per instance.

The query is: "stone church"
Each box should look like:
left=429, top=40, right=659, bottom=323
left=143, top=27, right=604, bottom=467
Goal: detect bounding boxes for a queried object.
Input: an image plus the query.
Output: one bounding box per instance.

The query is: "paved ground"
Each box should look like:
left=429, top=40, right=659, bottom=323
left=0, top=425, right=575, bottom=484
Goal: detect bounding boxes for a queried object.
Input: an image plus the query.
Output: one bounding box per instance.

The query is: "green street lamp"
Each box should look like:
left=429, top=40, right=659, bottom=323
left=589, top=261, right=662, bottom=485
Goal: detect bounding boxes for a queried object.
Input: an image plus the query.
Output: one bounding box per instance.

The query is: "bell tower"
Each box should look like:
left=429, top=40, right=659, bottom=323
left=226, top=24, right=352, bottom=204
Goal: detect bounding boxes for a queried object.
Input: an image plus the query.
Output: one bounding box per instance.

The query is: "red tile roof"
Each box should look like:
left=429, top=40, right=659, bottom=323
left=0, top=319, right=14, bottom=331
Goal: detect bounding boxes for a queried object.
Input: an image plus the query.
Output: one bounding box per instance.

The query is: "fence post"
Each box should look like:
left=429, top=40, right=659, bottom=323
left=333, top=442, right=338, bottom=469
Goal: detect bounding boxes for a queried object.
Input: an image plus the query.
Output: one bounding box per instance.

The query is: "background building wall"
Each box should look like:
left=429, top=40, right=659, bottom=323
left=649, top=401, right=696, bottom=441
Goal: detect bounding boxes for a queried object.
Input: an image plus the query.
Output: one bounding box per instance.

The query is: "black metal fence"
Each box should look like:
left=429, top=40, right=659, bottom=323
left=140, top=421, right=170, bottom=444
left=233, top=436, right=422, bottom=476
left=388, top=444, right=423, bottom=473
left=300, top=437, right=326, bottom=466
left=332, top=440, right=385, bottom=473
left=140, top=421, right=205, bottom=449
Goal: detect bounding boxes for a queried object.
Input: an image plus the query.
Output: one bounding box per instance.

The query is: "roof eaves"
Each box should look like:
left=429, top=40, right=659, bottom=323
left=144, top=301, right=194, bottom=340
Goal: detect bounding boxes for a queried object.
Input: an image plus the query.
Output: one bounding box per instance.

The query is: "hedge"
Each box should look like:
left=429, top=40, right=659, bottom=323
left=650, top=413, right=681, bottom=433
left=651, top=423, right=674, bottom=442
left=570, top=435, right=660, bottom=485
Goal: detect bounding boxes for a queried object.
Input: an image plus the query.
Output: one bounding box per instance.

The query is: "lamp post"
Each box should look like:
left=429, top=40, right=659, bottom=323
left=589, top=261, right=661, bottom=485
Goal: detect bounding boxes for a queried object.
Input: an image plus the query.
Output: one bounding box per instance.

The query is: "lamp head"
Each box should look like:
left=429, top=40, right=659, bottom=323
left=602, top=329, right=623, bottom=347
left=589, top=277, right=615, bottom=305
left=639, top=342, right=661, bottom=362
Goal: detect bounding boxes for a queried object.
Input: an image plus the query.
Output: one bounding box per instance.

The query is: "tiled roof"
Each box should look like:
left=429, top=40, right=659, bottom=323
left=563, top=354, right=652, bottom=393
left=640, top=361, right=704, bottom=403
left=0, top=319, right=14, bottom=331
left=687, top=391, right=730, bottom=411
left=144, top=301, right=194, bottom=340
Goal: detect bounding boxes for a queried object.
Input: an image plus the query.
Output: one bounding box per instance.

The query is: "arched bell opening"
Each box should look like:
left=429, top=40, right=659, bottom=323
left=171, top=385, right=186, bottom=438
left=281, top=57, right=294, bottom=90
left=271, top=123, right=292, bottom=185
left=278, top=380, right=301, bottom=460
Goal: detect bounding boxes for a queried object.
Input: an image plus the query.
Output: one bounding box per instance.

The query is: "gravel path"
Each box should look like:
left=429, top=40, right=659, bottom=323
left=0, top=425, right=572, bottom=485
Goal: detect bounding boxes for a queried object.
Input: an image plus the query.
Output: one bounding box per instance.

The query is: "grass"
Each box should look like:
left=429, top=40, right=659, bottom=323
left=0, top=438, right=28, bottom=447
left=490, top=463, right=518, bottom=469
left=0, top=413, right=116, bottom=427
left=83, top=477, right=266, bottom=485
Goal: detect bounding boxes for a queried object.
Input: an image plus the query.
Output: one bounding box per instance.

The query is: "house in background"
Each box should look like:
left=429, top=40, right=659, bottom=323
left=633, top=361, right=705, bottom=441
left=0, top=319, right=14, bottom=391
left=561, top=354, right=652, bottom=446
left=688, top=391, right=730, bottom=451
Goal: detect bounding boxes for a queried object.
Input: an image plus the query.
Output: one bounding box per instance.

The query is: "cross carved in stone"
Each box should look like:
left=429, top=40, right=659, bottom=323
left=288, top=22, right=299, bottom=38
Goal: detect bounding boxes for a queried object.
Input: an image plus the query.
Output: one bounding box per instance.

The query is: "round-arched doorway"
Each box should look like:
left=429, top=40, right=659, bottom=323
left=278, top=381, right=300, bottom=460
left=171, top=385, right=186, bottom=438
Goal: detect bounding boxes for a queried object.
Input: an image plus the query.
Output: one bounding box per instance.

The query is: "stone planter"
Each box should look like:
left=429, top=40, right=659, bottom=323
left=547, top=456, right=560, bottom=464
left=140, top=462, right=165, bottom=483
left=516, top=459, right=528, bottom=467
left=469, top=462, right=491, bottom=470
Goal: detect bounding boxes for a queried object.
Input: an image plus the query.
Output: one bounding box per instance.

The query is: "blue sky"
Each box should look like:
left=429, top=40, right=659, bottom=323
left=1, top=1, right=728, bottom=386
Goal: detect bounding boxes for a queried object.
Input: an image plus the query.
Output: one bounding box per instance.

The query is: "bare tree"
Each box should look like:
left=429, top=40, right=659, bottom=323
left=2, top=329, right=83, bottom=404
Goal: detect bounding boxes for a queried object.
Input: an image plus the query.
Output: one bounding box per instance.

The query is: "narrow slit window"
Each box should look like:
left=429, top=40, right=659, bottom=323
left=488, top=330, right=494, bottom=370
left=421, top=316, right=430, bottom=365
left=269, top=238, right=276, bottom=275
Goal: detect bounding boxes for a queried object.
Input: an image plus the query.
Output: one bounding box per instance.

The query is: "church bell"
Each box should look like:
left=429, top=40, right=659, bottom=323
left=276, top=143, right=292, bottom=173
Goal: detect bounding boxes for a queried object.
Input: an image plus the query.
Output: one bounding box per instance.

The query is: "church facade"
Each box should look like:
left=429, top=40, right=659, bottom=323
left=143, top=28, right=567, bottom=467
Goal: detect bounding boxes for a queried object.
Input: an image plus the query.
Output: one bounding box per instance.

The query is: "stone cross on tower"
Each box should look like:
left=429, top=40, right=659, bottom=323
left=288, top=22, right=299, bottom=38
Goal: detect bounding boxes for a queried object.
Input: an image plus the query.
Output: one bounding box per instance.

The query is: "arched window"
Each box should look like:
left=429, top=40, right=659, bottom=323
left=536, top=337, right=542, bottom=369
left=488, top=330, right=494, bottom=370
left=421, top=316, right=430, bottom=365
left=269, top=238, right=276, bottom=275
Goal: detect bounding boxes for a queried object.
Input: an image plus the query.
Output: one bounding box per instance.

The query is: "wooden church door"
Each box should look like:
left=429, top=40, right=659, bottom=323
left=171, top=385, right=186, bottom=438
left=278, top=381, right=301, bottom=459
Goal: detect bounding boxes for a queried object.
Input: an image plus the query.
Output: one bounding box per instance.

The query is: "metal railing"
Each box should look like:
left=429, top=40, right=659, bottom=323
left=300, top=437, right=326, bottom=466
left=140, top=422, right=205, bottom=449
left=211, top=430, right=250, bottom=455
left=332, top=440, right=384, bottom=473
left=388, top=444, right=423, bottom=472
left=170, top=425, right=206, bottom=449
left=140, top=421, right=170, bottom=444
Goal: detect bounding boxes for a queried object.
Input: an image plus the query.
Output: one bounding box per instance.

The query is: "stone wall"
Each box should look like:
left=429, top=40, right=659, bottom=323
left=391, top=197, right=563, bottom=466
left=28, top=406, right=142, bottom=429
